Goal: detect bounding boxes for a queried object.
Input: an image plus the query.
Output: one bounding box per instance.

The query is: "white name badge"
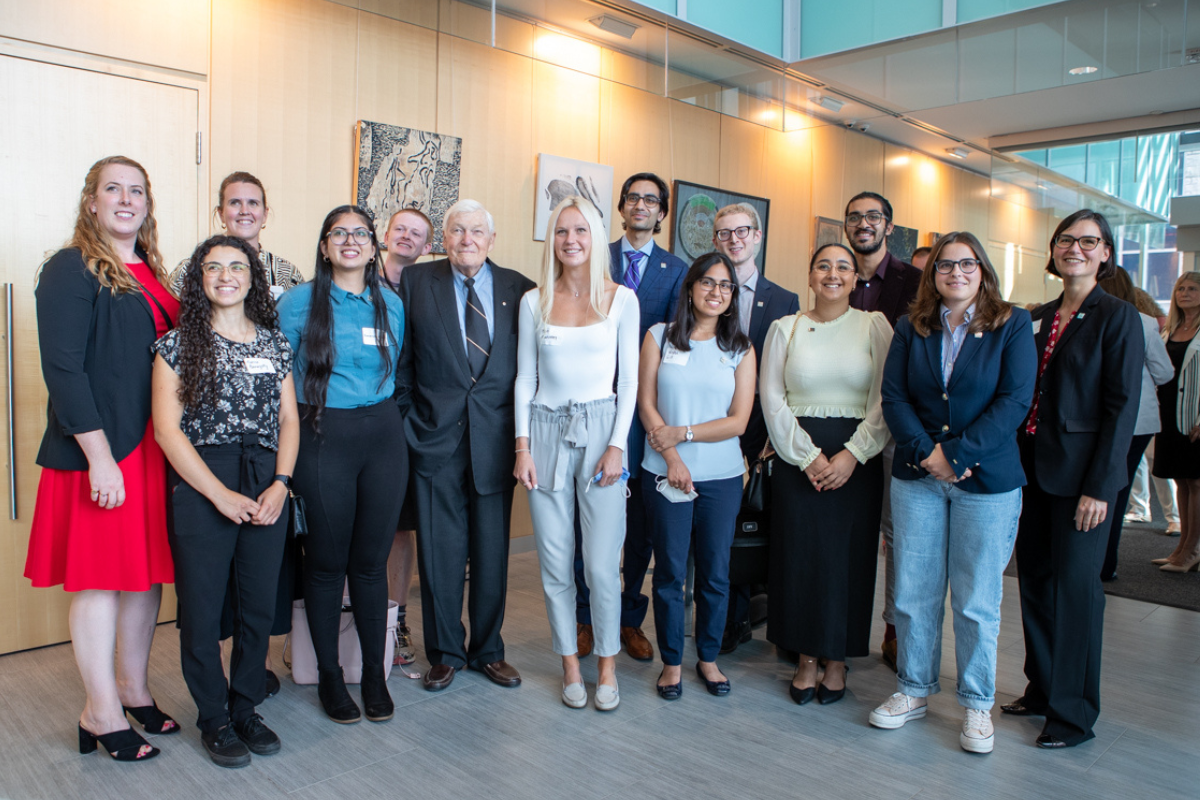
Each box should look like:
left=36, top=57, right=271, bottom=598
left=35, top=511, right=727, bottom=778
left=1032, top=319, right=1042, bottom=334
left=541, top=332, right=562, bottom=346
left=244, top=357, right=276, bottom=374
left=363, top=327, right=391, bottom=346
left=661, top=344, right=690, bottom=366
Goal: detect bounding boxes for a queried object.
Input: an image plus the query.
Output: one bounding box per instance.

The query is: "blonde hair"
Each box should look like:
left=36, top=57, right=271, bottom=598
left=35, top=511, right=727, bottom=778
left=714, top=202, right=761, bottom=230
left=1164, top=271, right=1200, bottom=340
left=68, top=156, right=167, bottom=293
left=538, top=197, right=611, bottom=326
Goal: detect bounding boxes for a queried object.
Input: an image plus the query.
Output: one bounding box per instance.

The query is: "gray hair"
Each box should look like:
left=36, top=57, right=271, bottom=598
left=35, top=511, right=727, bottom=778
left=443, top=199, right=495, bottom=235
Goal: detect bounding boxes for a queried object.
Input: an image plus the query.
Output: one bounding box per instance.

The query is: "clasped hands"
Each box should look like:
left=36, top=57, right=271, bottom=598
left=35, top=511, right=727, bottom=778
left=921, top=443, right=972, bottom=483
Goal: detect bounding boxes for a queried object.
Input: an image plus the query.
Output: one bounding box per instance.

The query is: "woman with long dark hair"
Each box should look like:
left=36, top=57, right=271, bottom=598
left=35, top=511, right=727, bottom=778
left=760, top=243, right=892, bottom=706
left=25, top=156, right=180, bottom=761
left=638, top=252, right=755, bottom=699
left=277, top=205, right=406, bottom=725
left=1003, top=209, right=1142, bottom=748
left=153, top=235, right=298, bottom=766
left=869, top=232, right=1035, bottom=753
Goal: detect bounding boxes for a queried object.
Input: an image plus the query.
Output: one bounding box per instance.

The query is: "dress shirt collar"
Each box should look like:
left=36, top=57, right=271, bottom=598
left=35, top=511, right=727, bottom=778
left=329, top=279, right=373, bottom=306
left=940, top=302, right=975, bottom=329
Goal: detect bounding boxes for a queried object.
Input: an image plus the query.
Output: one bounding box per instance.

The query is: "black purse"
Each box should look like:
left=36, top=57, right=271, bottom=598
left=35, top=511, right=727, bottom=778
left=289, top=488, right=309, bottom=538
left=742, top=455, right=773, bottom=513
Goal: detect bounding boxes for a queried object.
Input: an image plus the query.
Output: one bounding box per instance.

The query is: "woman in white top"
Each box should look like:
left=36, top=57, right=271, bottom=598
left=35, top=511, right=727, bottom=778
left=761, top=242, right=892, bottom=706
left=514, top=197, right=640, bottom=711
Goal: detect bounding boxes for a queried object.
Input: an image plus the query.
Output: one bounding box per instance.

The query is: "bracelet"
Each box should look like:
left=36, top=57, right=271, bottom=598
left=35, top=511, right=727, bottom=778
left=515, top=448, right=531, bottom=454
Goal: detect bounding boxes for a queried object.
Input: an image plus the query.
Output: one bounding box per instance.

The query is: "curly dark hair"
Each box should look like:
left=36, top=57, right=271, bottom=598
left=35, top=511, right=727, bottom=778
left=665, top=252, right=752, bottom=355
left=175, top=234, right=279, bottom=410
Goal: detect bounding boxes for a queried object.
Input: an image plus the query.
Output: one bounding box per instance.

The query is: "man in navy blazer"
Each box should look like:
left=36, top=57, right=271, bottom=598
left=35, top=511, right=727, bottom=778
left=709, top=202, right=801, bottom=653
left=574, top=172, right=687, bottom=660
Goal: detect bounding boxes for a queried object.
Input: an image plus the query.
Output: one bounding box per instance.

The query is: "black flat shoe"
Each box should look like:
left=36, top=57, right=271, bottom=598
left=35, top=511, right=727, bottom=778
left=360, top=664, right=394, bottom=722
left=1000, top=699, right=1045, bottom=716
left=123, top=701, right=180, bottom=734
left=719, top=621, right=752, bottom=655
left=1036, top=733, right=1069, bottom=749
left=318, top=668, right=361, bottom=724
left=789, top=684, right=815, bottom=705
left=656, top=672, right=683, bottom=701
left=79, top=724, right=160, bottom=761
left=695, top=662, right=730, bottom=696
left=264, top=669, right=281, bottom=698
left=816, top=683, right=845, bottom=705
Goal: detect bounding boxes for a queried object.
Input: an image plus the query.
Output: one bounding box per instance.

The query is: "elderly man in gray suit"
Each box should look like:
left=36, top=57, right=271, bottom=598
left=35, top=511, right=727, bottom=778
left=397, top=199, right=536, bottom=692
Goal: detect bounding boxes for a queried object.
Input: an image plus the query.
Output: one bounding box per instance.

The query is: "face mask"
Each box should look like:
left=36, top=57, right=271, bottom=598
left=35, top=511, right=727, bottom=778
left=656, top=476, right=698, bottom=503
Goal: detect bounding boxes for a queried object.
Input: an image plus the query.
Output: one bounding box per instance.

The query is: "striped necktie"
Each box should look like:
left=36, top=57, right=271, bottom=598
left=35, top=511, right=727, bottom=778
left=624, top=251, right=646, bottom=292
left=464, top=277, right=490, bottom=382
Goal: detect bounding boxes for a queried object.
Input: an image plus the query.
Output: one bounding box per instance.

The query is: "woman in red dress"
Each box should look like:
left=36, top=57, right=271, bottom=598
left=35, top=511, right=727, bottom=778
left=24, top=156, right=180, bottom=762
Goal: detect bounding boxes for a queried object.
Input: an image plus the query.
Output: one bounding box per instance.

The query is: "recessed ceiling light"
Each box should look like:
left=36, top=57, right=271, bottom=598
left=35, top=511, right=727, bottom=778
left=588, top=14, right=639, bottom=39
left=945, top=147, right=969, bottom=159
left=1068, top=66, right=1098, bottom=75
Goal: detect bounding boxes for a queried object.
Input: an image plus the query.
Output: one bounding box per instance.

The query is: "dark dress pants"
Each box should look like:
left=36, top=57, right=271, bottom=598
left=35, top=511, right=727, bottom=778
left=169, top=440, right=287, bottom=733
left=413, top=430, right=512, bottom=669
left=1101, top=433, right=1152, bottom=580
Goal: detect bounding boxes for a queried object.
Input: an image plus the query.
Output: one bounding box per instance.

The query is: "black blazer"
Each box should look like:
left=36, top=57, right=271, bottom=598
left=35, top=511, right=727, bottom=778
left=851, top=252, right=922, bottom=327
left=741, top=275, right=800, bottom=458
left=1027, top=285, right=1142, bottom=500
left=36, top=248, right=165, bottom=471
left=396, top=258, right=535, bottom=496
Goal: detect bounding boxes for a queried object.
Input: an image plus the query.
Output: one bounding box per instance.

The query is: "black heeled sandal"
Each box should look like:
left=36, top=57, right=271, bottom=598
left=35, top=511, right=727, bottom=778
left=78, top=724, right=160, bottom=761
left=123, top=702, right=180, bottom=734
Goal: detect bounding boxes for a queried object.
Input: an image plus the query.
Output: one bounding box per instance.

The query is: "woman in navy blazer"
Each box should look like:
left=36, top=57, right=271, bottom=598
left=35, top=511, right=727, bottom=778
left=870, top=232, right=1035, bottom=754
left=1001, top=209, right=1142, bottom=749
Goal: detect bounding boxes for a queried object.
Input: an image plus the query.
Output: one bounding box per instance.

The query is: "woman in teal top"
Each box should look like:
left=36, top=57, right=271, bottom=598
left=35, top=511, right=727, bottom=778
left=276, top=205, right=406, bottom=726
left=638, top=252, right=756, bottom=700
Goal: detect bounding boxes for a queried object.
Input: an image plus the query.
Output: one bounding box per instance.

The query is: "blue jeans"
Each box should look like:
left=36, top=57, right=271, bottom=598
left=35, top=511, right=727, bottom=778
left=891, top=475, right=1021, bottom=710
left=644, top=474, right=743, bottom=664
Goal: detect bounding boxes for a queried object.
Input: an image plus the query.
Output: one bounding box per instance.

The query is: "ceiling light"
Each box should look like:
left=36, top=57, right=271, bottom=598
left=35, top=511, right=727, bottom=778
left=588, top=14, right=639, bottom=39
left=816, top=95, right=844, bottom=113
left=945, top=147, right=969, bottom=159
left=1068, top=66, right=1098, bottom=75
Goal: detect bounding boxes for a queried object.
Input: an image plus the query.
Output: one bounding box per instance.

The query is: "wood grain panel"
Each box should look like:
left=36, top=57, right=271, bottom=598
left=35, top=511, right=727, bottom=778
left=760, top=127, right=813, bottom=295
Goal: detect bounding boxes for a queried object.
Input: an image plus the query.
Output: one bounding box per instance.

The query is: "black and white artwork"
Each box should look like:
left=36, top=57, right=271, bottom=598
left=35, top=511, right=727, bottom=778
left=534, top=154, right=614, bottom=242
left=354, top=120, right=462, bottom=253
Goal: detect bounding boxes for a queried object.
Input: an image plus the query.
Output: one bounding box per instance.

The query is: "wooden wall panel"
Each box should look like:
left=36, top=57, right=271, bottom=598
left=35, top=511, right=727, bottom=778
left=760, top=128, right=813, bottom=294
left=357, top=15, right=440, bottom=135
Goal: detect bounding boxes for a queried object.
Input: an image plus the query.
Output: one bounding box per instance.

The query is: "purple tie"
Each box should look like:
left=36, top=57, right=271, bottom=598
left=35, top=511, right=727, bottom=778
left=624, top=251, right=646, bottom=292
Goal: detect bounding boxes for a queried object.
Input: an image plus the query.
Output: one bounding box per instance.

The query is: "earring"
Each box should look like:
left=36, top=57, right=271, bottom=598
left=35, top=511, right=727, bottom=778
left=688, top=297, right=693, bottom=306
left=261, top=222, right=267, bottom=231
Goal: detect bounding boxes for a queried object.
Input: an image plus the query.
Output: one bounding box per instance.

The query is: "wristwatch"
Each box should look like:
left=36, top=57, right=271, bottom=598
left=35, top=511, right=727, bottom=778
left=685, top=426, right=694, bottom=442
left=274, top=474, right=293, bottom=489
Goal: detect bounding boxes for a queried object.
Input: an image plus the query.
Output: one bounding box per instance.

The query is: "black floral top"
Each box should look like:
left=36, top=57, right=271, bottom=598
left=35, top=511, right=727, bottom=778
left=154, top=328, right=293, bottom=450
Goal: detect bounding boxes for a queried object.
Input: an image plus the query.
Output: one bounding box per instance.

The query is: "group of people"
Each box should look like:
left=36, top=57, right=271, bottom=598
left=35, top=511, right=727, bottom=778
left=22, top=155, right=1200, bottom=770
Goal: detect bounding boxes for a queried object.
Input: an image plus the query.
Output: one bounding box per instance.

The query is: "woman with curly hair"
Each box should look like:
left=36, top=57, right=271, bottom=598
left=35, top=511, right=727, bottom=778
left=24, top=156, right=180, bottom=762
left=152, top=235, right=298, bottom=767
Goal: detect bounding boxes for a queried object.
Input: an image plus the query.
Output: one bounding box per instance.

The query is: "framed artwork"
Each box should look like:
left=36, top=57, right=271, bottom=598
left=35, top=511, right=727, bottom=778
left=534, top=154, right=614, bottom=242
left=353, top=120, right=462, bottom=254
left=671, top=181, right=771, bottom=273
left=887, top=224, right=919, bottom=263
left=814, top=216, right=844, bottom=252
left=928, top=231, right=943, bottom=246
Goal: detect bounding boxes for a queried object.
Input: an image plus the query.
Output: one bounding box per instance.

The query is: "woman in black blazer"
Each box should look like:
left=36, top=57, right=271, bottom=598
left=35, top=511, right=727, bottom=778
left=870, top=232, right=1036, bottom=754
left=1001, top=209, right=1142, bottom=748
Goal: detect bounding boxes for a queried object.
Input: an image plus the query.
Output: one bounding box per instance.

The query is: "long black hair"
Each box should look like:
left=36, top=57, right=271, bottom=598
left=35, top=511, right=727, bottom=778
left=1045, top=208, right=1118, bottom=281
left=303, top=205, right=393, bottom=426
left=175, top=234, right=278, bottom=410
left=665, top=252, right=752, bottom=355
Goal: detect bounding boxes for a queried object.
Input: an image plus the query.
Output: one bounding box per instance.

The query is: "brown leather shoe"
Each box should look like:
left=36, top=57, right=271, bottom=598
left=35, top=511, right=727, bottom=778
left=423, top=663, right=457, bottom=692
left=881, top=638, right=898, bottom=673
left=476, top=660, right=521, bottom=688
left=620, top=626, right=654, bottom=660
left=576, top=624, right=594, bottom=658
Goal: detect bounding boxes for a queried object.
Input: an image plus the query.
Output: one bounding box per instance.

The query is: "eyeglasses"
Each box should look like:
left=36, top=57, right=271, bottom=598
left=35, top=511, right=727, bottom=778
left=715, top=226, right=754, bottom=242
left=1053, top=234, right=1104, bottom=251
left=327, top=227, right=373, bottom=245
left=624, top=192, right=661, bottom=209
left=933, top=258, right=981, bottom=274
left=697, top=277, right=735, bottom=294
left=845, top=211, right=887, bottom=226
left=201, top=261, right=251, bottom=275
left=813, top=263, right=856, bottom=275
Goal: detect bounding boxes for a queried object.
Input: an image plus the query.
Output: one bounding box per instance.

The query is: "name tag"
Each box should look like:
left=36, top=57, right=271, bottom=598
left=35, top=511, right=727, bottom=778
left=1032, top=319, right=1042, bottom=334
left=244, top=357, right=275, bottom=374
left=661, top=343, right=689, bottom=366
left=363, top=327, right=391, bottom=346
left=541, top=332, right=562, bottom=347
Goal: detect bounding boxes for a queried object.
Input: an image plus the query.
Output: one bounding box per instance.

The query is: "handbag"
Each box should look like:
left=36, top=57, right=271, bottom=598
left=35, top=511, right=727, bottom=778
left=742, top=455, right=772, bottom=512
left=284, top=598, right=399, bottom=685
left=288, top=488, right=309, bottom=538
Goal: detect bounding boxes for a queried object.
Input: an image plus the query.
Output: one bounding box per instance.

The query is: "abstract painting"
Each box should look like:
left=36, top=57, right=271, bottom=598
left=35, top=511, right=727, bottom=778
left=534, top=154, right=614, bottom=242
left=671, top=181, right=771, bottom=274
left=354, top=120, right=462, bottom=253
left=887, top=224, right=919, bottom=263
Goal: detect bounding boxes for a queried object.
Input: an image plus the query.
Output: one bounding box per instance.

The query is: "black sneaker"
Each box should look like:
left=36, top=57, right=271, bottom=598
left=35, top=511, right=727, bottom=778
left=265, top=669, right=281, bottom=698
left=202, top=724, right=251, bottom=768
left=233, top=713, right=281, bottom=755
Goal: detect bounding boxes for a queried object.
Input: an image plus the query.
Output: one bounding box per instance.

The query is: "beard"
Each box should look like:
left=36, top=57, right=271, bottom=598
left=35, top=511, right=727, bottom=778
left=849, top=233, right=884, bottom=256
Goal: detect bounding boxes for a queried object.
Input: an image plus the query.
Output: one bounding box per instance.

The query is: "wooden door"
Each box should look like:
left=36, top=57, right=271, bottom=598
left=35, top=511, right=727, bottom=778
left=0, top=55, right=199, bottom=654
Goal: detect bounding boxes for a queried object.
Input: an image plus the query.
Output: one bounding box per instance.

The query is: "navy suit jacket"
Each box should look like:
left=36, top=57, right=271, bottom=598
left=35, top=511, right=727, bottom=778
left=741, top=275, right=801, bottom=458
left=882, top=307, right=1037, bottom=494
left=609, top=239, right=687, bottom=476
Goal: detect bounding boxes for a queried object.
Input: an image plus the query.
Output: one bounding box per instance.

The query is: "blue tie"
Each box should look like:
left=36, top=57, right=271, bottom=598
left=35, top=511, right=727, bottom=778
left=624, top=251, right=646, bottom=292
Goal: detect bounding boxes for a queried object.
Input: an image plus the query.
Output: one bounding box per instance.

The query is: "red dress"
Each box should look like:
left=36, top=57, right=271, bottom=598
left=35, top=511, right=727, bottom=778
left=24, top=263, right=180, bottom=591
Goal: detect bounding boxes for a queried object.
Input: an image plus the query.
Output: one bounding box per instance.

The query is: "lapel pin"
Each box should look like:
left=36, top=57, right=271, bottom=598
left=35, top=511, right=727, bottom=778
left=660, top=262, right=666, bottom=269
left=502, top=301, right=507, bottom=306
left=974, top=332, right=983, bottom=338
left=757, top=301, right=764, bottom=307
left=1077, top=313, right=1085, bottom=318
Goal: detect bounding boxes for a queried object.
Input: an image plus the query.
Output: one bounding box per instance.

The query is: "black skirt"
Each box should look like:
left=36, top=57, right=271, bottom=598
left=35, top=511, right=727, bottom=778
left=766, top=416, right=883, bottom=660
left=1154, top=337, right=1200, bottom=480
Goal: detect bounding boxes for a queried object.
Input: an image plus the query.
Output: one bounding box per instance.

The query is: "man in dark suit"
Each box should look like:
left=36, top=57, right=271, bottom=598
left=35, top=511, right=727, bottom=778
left=710, top=202, right=801, bottom=653
left=844, top=190, right=922, bottom=672
left=397, top=199, right=535, bottom=692
left=574, top=172, right=687, bottom=661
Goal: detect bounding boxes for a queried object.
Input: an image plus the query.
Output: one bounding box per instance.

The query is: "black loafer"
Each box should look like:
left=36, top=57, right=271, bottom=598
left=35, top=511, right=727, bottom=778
left=789, top=684, right=815, bottom=705
left=1000, top=699, right=1044, bottom=716
left=1036, top=733, right=1069, bottom=749
left=696, top=663, right=730, bottom=696
left=264, top=669, right=281, bottom=698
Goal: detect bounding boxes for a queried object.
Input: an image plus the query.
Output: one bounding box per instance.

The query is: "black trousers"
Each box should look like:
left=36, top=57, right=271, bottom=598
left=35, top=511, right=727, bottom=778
left=296, top=402, right=407, bottom=672
left=1016, top=434, right=1112, bottom=745
left=169, top=439, right=287, bottom=733
left=1101, top=433, right=1153, bottom=580
left=413, top=431, right=512, bottom=669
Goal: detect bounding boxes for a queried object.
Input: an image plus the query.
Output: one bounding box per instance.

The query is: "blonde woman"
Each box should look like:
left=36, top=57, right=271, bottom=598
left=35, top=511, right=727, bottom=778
left=514, top=197, right=640, bottom=710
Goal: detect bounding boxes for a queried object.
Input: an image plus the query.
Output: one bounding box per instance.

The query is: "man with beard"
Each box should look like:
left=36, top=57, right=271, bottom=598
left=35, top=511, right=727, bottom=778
left=844, top=191, right=921, bottom=672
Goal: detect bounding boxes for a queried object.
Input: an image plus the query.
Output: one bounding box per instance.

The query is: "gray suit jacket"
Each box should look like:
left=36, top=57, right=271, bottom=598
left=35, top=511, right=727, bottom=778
left=396, top=258, right=536, bottom=495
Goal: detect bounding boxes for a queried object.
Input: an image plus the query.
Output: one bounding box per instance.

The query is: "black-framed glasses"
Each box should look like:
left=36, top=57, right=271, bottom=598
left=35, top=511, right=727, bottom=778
left=845, top=211, right=887, bottom=226
left=715, top=226, right=753, bottom=242
left=624, top=192, right=661, bottom=209
left=327, top=228, right=372, bottom=245
left=934, top=258, right=981, bottom=274
left=1053, top=234, right=1104, bottom=251
left=697, top=277, right=735, bottom=294
left=201, top=261, right=251, bottom=275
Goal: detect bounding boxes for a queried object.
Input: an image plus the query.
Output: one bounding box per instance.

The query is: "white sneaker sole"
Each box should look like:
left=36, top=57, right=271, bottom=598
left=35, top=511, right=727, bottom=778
left=869, top=704, right=926, bottom=729
left=960, top=731, right=994, bottom=753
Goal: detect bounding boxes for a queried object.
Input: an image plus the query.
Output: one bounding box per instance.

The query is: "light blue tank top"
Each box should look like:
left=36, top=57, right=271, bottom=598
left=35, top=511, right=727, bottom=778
left=641, top=323, right=747, bottom=482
